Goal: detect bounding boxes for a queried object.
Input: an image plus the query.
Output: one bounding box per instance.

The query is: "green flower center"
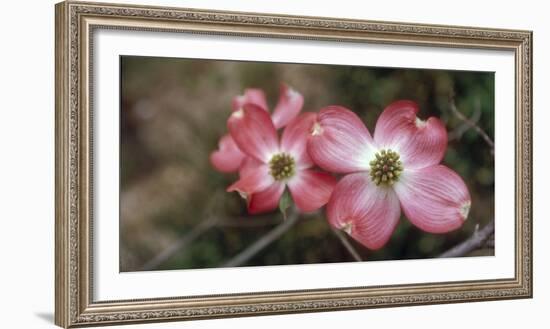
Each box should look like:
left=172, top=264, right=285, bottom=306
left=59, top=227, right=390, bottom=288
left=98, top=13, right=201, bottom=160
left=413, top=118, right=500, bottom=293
left=369, top=149, right=403, bottom=186
left=269, top=153, right=296, bottom=181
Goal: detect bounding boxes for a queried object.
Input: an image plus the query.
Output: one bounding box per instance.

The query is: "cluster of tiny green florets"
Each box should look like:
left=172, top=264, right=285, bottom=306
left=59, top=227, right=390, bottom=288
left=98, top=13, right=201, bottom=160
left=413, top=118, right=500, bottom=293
left=369, top=149, right=403, bottom=186
left=269, top=153, right=295, bottom=181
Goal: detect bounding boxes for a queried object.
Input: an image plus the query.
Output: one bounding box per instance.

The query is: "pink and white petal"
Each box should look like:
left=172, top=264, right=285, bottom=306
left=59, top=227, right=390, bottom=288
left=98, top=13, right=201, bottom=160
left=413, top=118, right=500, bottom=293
left=287, top=169, right=337, bottom=212
left=280, top=113, right=317, bottom=168
left=227, top=164, right=274, bottom=201
left=397, top=117, right=447, bottom=170
left=228, top=103, right=279, bottom=163
left=307, top=106, right=375, bottom=174
left=373, top=100, right=447, bottom=169
left=238, top=157, right=264, bottom=178
left=210, top=134, right=245, bottom=173
left=271, top=84, right=304, bottom=129
left=231, top=88, right=269, bottom=112
left=394, top=165, right=471, bottom=234
left=327, top=173, right=401, bottom=250
left=373, top=100, right=421, bottom=147
left=248, top=182, right=286, bottom=214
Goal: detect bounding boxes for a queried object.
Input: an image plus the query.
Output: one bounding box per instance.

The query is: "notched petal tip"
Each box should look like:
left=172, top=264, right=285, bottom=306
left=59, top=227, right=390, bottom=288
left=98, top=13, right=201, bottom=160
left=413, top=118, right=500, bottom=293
left=340, top=221, right=353, bottom=235
left=286, top=86, right=301, bottom=100
left=460, top=200, right=471, bottom=221
left=415, top=117, right=427, bottom=128
left=237, top=191, right=249, bottom=200
left=310, top=121, right=323, bottom=136
left=231, top=108, right=244, bottom=119
left=271, top=83, right=304, bottom=129
left=226, top=185, right=250, bottom=203
left=232, top=88, right=269, bottom=112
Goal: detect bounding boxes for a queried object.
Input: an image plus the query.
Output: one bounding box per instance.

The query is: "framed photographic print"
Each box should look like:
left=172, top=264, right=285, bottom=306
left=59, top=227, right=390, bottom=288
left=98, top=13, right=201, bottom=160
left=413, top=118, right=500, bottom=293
left=55, top=1, right=532, bottom=327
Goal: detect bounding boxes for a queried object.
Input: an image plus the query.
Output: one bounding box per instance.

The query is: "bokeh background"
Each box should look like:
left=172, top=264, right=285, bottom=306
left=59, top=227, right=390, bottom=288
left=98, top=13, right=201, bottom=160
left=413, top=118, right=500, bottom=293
left=120, top=55, right=494, bottom=272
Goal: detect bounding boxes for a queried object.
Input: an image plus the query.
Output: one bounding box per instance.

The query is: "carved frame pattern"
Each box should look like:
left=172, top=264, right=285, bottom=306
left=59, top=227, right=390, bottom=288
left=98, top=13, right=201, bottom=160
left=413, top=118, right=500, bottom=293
left=55, top=1, right=532, bottom=327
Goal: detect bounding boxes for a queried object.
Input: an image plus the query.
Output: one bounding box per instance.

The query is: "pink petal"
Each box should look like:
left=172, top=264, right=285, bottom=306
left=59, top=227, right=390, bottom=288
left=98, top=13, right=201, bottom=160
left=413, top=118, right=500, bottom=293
left=373, top=100, right=447, bottom=170
left=248, top=182, right=285, bottom=214
left=394, top=165, right=471, bottom=233
left=227, top=164, right=274, bottom=202
left=271, top=84, right=304, bottom=129
left=232, top=88, right=269, bottom=112
left=287, top=169, right=337, bottom=212
left=239, top=157, right=263, bottom=178
left=280, top=113, right=317, bottom=168
left=307, top=106, right=375, bottom=174
left=228, top=103, right=279, bottom=163
left=210, top=134, right=246, bottom=173
left=327, top=173, right=401, bottom=250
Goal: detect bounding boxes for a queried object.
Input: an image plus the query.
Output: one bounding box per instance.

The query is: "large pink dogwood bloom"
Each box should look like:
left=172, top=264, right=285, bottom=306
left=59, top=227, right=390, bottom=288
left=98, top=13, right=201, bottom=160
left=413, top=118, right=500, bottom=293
left=210, top=85, right=304, bottom=173
left=308, top=100, right=471, bottom=249
left=227, top=104, right=336, bottom=214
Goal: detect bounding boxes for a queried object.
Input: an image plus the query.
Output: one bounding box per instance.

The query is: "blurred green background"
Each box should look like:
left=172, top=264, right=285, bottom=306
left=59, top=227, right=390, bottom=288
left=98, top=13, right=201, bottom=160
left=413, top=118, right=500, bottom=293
left=120, top=55, right=494, bottom=272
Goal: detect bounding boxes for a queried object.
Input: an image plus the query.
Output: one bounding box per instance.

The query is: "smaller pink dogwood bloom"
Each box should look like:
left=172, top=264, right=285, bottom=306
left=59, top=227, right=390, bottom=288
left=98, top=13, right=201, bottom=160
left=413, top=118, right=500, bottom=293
left=210, top=84, right=304, bottom=173
left=227, top=104, right=336, bottom=214
left=308, top=101, right=471, bottom=249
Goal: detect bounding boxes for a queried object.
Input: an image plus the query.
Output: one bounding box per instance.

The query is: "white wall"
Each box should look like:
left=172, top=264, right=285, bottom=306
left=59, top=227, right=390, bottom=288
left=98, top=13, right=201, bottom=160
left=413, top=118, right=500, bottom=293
left=0, top=0, right=546, bottom=328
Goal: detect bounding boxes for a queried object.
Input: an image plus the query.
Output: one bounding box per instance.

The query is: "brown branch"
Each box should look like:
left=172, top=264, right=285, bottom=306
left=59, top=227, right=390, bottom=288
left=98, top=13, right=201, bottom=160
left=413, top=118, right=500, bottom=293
left=438, top=220, right=495, bottom=258
left=139, top=216, right=218, bottom=271
left=449, top=98, right=494, bottom=154
left=484, top=236, right=495, bottom=248
left=138, top=192, right=224, bottom=271
left=448, top=102, right=481, bottom=141
left=139, top=213, right=293, bottom=270
left=331, top=228, right=363, bottom=262
left=220, top=209, right=300, bottom=268
left=217, top=216, right=281, bottom=228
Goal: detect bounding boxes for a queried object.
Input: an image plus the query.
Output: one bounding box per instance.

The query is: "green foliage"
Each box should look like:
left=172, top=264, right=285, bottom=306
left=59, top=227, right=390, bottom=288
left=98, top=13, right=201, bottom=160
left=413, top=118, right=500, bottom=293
left=278, top=190, right=292, bottom=219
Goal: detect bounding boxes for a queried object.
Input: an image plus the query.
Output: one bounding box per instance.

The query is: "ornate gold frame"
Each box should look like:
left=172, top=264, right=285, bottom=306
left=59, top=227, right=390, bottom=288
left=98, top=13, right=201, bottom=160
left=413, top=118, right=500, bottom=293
left=55, top=1, right=532, bottom=327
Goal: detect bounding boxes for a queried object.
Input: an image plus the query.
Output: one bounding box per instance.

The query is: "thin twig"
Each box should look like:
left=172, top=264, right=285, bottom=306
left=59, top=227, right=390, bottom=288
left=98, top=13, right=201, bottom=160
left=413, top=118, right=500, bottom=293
left=217, top=217, right=281, bottom=228
left=331, top=228, right=363, bottom=262
left=139, top=216, right=218, bottom=271
left=448, top=102, right=481, bottom=141
left=438, top=220, right=495, bottom=258
left=138, top=214, right=275, bottom=270
left=220, top=209, right=300, bottom=268
left=449, top=98, right=494, bottom=153
left=139, top=192, right=223, bottom=271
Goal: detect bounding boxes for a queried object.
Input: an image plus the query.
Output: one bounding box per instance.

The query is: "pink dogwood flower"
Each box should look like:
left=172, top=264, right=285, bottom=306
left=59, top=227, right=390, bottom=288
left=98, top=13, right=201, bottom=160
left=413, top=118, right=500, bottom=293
left=210, top=85, right=304, bottom=173
left=227, top=104, right=336, bottom=214
left=308, top=100, right=471, bottom=249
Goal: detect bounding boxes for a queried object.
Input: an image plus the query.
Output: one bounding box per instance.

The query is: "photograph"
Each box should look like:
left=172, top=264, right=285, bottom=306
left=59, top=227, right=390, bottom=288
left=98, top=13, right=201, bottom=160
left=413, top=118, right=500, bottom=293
left=119, top=56, right=495, bottom=272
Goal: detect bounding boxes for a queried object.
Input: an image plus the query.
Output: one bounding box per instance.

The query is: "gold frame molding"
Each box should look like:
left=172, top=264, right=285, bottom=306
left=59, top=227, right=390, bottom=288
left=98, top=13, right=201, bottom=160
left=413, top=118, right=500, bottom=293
left=55, top=1, right=533, bottom=327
